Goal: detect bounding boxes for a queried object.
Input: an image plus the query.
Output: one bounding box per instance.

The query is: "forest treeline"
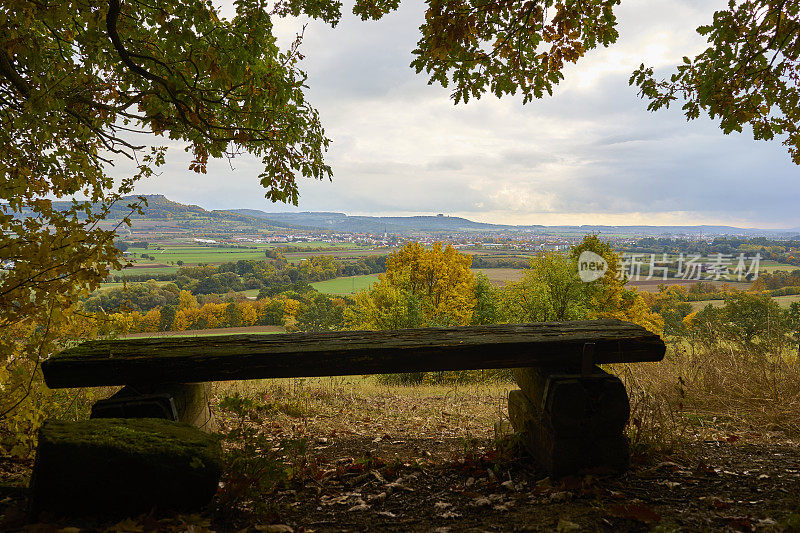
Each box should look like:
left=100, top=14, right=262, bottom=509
left=79, top=237, right=800, bottom=351
left=101, top=251, right=387, bottom=297
left=627, top=236, right=800, bottom=267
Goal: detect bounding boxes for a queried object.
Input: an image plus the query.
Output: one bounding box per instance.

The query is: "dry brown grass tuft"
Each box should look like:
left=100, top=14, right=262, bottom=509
left=612, top=342, right=800, bottom=457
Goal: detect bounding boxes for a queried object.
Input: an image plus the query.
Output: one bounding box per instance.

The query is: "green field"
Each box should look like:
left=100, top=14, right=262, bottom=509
left=690, top=294, right=800, bottom=312
left=125, top=245, right=270, bottom=265
left=311, top=274, right=381, bottom=295
left=118, top=242, right=382, bottom=272
left=110, top=265, right=180, bottom=277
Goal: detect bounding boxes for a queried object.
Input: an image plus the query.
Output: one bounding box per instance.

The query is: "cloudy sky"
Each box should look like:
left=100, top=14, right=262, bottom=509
left=124, top=0, right=800, bottom=228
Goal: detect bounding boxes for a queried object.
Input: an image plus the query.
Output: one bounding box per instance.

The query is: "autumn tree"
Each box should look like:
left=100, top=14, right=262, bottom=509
left=503, top=252, right=586, bottom=322
left=502, top=235, right=662, bottom=333
left=1, top=0, right=335, bottom=334
left=348, top=242, right=476, bottom=329
left=472, top=272, right=501, bottom=325
left=639, top=285, right=693, bottom=338
left=295, top=294, right=347, bottom=332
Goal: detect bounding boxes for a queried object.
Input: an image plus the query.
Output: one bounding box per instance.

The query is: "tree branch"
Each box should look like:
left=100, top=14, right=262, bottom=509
left=0, top=49, right=31, bottom=98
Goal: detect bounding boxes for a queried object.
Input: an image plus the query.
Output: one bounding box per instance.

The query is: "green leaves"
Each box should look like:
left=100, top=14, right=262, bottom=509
left=353, top=0, right=401, bottom=20
left=411, top=0, right=620, bottom=104
left=630, top=1, right=800, bottom=164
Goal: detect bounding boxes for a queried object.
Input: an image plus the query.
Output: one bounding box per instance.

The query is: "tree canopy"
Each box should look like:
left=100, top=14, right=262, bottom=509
left=1, top=0, right=799, bottom=329
left=348, top=242, right=476, bottom=329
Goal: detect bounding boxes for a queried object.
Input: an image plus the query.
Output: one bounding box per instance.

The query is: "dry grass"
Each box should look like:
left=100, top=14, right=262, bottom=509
left=612, top=342, right=800, bottom=457
left=211, top=377, right=514, bottom=442
left=471, top=268, right=525, bottom=287
left=209, top=344, right=800, bottom=461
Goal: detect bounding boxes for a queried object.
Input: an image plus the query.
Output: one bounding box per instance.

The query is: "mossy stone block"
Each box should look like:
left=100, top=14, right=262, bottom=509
left=30, top=418, right=221, bottom=518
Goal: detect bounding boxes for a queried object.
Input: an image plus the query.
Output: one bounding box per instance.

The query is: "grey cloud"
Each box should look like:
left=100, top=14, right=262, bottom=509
left=126, top=0, right=800, bottom=228
left=426, top=157, right=464, bottom=171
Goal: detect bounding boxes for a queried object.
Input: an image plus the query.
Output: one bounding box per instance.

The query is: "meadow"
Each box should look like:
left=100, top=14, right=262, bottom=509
left=690, top=293, right=800, bottom=312
left=471, top=268, right=525, bottom=286
left=311, top=274, right=381, bottom=294
left=112, top=241, right=383, bottom=275
left=124, top=244, right=273, bottom=265
left=757, top=259, right=799, bottom=273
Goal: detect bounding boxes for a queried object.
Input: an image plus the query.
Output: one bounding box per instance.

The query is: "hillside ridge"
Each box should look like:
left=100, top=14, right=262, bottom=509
left=22, top=194, right=800, bottom=237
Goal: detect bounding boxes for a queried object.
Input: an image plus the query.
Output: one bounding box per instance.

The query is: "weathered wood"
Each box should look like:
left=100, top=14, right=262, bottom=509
left=513, top=366, right=629, bottom=436
left=30, top=418, right=221, bottom=518
left=513, top=368, right=590, bottom=434
left=43, top=320, right=665, bottom=388
left=90, top=383, right=216, bottom=431
left=508, top=389, right=629, bottom=477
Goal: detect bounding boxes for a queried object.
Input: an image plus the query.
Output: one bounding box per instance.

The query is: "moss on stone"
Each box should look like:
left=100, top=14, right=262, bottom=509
left=30, top=418, right=222, bottom=518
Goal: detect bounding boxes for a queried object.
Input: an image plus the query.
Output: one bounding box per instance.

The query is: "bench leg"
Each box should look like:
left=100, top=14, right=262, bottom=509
left=509, top=366, right=630, bottom=477
left=90, top=383, right=216, bottom=432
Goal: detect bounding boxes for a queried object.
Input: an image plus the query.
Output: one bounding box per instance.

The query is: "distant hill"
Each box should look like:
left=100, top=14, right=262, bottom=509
left=17, top=194, right=800, bottom=237
left=232, top=209, right=526, bottom=234
left=233, top=209, right=799, bottom=237
left=19, top=195, right=281, bottom=228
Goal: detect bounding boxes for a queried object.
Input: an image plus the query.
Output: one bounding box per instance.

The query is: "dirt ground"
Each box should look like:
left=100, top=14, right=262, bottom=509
left=2, top=383, right=799, bottom=532
left=251, top=433, right=800, bottom=532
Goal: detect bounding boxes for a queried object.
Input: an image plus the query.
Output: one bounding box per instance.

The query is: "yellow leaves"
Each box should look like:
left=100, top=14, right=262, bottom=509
left=0, top=301, right=104, bottom=457
left=283, top=299, right=300, bottom=323
left=240, top=303, right=258, bottom=326
left=172, top=309, right=192, bottom=331
left=359, top=242, right=477, bottom=329
left=142, top=308, right=162, bottom=331
left=749, top=277, right=768, bottom=293
left=178, top=290, right=199, bottom=311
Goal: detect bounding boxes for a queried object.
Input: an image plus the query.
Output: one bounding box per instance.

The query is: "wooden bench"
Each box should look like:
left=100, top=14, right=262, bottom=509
left=42, top=318, right=664, bottom=478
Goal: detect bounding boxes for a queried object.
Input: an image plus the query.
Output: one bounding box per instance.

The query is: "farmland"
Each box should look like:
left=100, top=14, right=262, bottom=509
left=628, top=279, right=752, bottom=293
left=311, top=274, right=381, bottom=294
left=125, top=244, right=272, bottom=264
left=471, top=268, right=525, bottom=286
left=756, top=259, right=799, bottom=273
left=112, top=241, right=386, bottom=277
left=690, top=293, right=800, bottom=312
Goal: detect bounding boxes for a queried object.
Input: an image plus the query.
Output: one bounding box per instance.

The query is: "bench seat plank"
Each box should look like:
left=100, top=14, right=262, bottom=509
left=42, top=319, right=665, bottom=388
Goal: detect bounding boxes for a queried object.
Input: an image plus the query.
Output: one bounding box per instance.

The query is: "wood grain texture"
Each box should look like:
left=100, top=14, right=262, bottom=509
left=43, top=319, right=665, bottom=388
